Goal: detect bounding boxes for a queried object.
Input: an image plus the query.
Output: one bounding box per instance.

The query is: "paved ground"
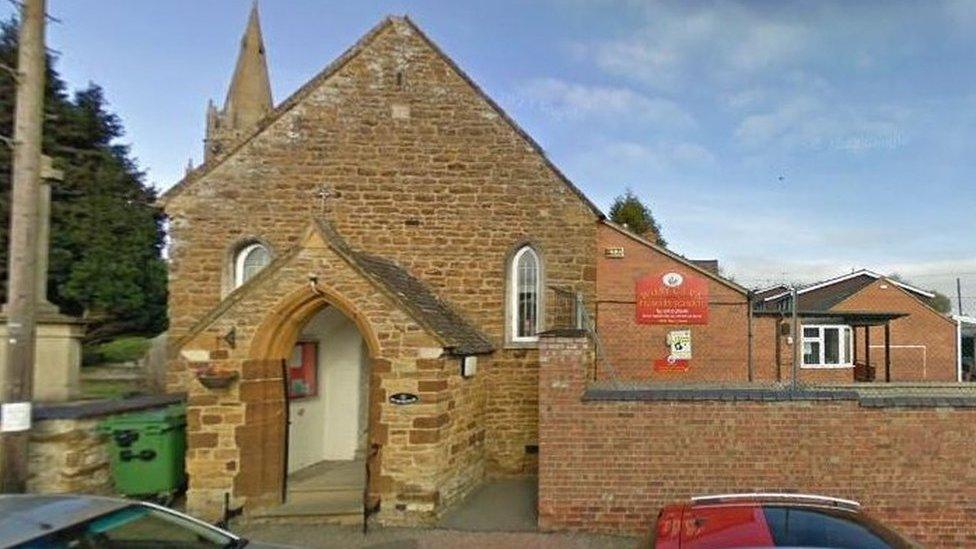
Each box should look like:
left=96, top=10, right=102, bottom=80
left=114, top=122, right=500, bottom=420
left=233, top=477, right=640, bottom=547
left=233, top=524, right=641, bottom=548
left=437, top=477, right=538, bottom=531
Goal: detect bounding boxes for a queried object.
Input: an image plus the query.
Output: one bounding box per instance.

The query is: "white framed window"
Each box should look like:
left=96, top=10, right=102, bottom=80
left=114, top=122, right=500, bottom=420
left=802, top=325, right=853, bottom=368
left=234, top=243, right=271, bottom=288
left=510, top=246, right=542, bottom=343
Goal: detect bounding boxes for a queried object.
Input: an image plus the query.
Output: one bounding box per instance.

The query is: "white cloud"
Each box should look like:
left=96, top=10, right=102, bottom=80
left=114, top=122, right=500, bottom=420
left=582, top=3, right=812, bottom=90
left=943, top=0, right=976, bottom=29
left=733, top=95, right=910, bottom=153
left=517, top=77, right=696, bottom=130
left=590, top=139, right=715, bottom=171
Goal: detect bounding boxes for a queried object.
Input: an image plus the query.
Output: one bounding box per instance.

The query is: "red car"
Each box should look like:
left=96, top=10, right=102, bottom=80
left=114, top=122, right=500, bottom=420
left=651, top=493, right=917, bottom=548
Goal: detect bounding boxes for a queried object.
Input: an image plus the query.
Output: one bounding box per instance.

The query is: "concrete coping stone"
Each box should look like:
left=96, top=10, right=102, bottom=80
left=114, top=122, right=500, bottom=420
left=33, top=393, right=186, bottom=421
left=583, top=387, right=858, bottom=403
left=538, top=329, right=589, bottom=338
left=582, top=384, right=976, bottom=408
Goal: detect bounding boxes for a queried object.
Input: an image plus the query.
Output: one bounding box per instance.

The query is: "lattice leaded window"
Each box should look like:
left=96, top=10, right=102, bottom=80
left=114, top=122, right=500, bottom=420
left=511, top=246, right=541, bottom=342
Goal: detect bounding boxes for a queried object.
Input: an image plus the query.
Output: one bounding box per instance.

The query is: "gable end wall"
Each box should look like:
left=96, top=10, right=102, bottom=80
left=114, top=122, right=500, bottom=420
left=165, top=19, right=598, bottom=476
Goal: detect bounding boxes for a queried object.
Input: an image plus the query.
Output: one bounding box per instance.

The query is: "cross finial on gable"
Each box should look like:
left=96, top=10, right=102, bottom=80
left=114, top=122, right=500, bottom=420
left=313, top=184, right=334, bottom=213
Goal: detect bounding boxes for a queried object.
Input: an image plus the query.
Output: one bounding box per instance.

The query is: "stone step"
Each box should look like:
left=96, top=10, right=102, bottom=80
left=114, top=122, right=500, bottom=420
left=287, top=479, right=365, bottom=493
left=248, top=492, right=364, bottom=525
left=285, top=487, right=363, bottom=504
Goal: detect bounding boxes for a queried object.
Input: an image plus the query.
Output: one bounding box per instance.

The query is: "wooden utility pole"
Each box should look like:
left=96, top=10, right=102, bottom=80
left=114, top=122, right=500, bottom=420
left=1, top=0, right=47, bottom=493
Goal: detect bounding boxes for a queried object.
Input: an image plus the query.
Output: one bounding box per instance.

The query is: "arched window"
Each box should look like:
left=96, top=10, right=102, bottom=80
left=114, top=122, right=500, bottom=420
left=510, top=246, right=542, bottom=342
left=234, top=243, right=271, bottom=287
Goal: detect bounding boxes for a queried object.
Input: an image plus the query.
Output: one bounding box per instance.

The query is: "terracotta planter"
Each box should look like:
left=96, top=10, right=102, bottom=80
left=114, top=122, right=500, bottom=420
left=196, top=370, right=239, bottom=390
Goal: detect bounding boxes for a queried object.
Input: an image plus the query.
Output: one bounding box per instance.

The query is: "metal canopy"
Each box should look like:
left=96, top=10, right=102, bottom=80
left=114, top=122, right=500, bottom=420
left=754, top=309, right=908, bottom=327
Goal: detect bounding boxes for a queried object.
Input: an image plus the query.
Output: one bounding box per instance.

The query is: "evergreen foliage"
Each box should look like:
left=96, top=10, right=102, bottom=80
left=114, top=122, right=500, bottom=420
left=0, top=17, right=167, bottom=341
left=608, top=189, right=667, bottom=247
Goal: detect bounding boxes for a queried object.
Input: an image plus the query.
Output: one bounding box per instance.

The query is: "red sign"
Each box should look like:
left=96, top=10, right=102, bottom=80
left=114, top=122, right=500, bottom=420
left=654, top=358, right=690, bottom=372
left=636, top=271, right=709, bottom=325
left=287, top=342, right=318, bottom=399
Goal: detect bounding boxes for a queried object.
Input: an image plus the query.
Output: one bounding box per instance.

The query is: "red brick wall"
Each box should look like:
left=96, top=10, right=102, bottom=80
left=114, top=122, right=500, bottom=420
left=595, top=225, right=858, bottom=385
left=835, top=279, right=957, bottom=381
left=539, top=335, right=976, bottom=547
left=595, top=224, right=750, bottom=382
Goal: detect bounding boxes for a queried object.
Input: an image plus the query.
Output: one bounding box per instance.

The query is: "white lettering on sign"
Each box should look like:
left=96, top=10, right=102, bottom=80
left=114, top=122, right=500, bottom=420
left=667, top=330, right=692, bottom=361
left=1, top=402, right=32, bottom=432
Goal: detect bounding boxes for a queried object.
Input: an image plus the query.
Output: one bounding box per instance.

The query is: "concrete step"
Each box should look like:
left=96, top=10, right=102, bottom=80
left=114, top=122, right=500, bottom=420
left=248, top=492, right=363, bottom=525
left=285, top=487, right=362, bottom=505
left=287, top=479, right=364, bottom=492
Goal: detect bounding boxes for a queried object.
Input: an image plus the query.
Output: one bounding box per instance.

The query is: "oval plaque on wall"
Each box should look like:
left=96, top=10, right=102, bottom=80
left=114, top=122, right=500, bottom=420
left=389, top=392, right=419, bottom=405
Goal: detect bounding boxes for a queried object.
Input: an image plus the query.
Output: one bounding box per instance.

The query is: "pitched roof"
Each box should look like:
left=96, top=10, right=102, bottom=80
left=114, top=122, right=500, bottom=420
left=761, top=269, right=938, bottom=312
left=312, top=219, right=494, bottom=355
left=797, top=273, right=877, bottom=311
left=176, top=218, right=494, bottom=356
left=601, top=219, right=748, bottom=294
left=753, top=284, right=790, bottom=301
left=160, top=16, right=604, bottom=220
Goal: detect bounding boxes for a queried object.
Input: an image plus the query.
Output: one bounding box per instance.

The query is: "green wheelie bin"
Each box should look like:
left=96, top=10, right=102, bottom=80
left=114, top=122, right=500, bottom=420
left=99, top=403, right=187, bottom=496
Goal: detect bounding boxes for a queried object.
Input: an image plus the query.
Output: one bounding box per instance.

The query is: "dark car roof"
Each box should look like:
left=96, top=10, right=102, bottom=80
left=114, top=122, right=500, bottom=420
left=0, top=494, right=131, bottom=546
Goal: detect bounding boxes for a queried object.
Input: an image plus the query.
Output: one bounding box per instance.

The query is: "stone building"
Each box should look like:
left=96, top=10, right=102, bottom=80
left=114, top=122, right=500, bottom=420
left=161, top=7, right=600, bottom=523
left=161, top=4, right=962, bottom=528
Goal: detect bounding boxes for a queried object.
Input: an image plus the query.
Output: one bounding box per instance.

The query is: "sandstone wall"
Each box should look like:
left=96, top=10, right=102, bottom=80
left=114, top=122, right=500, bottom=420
left=27, top=418, right=112, bottom=494
left=176, top=235, right=488, bottom=523
left=165, top=17, right=598, bottom=478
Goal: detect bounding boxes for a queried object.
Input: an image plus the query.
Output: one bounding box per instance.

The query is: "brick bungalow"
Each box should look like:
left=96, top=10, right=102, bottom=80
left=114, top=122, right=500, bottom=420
left=759, top=270, right=959, bottom=382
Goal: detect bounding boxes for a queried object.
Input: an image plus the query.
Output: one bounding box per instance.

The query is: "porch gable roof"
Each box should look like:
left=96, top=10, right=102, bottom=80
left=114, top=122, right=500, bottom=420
left=174, top=218, right=494, bottom=357
left=312, top=219, right=494, bottom=356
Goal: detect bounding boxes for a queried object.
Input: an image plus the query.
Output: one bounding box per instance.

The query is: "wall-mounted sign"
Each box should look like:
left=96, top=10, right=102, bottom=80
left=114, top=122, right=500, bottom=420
left=654, top=358, right=690, bottom=372
left=667, top=330, right=692, bottom=360
left=604, top=246, right=625, bottom=259
left=389, top=393, right=420, bottom=405
left=287, top=342, right=318, bottom=399
left=635, top=271, right=709, bottom=325
left=461, top=356, right=478, bottom=378
left=0, top=402, right=31, bottom=432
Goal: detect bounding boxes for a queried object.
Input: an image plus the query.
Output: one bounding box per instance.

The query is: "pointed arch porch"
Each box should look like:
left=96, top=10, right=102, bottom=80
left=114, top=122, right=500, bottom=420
left=234, top=283, right=386, bottom=517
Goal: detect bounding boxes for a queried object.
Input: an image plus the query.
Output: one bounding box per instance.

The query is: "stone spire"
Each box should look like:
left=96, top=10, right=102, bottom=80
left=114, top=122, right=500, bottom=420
left=204, top=2, right=273, bottom=161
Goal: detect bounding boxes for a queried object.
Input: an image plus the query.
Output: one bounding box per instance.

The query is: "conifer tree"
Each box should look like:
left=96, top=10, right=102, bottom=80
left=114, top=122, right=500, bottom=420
left=0, top=17, right=167, bottom=340
left=609, top=189, right=667, bottom=247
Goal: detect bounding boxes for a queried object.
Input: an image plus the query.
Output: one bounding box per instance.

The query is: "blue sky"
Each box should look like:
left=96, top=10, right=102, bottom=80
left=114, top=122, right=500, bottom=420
left=4, top=1, right=975, bottom=306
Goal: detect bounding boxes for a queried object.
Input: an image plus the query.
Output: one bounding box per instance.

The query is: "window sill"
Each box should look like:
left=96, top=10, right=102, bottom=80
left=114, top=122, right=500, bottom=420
left=504, top=339, right=540, bottom=350
left=801, top=363, right=854, bottom=370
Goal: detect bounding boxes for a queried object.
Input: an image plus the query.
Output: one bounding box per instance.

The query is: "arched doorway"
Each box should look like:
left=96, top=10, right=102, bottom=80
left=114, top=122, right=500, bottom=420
left=283, top=306, right=368, bottom=508
left=245, top=286, right=381, bottom=521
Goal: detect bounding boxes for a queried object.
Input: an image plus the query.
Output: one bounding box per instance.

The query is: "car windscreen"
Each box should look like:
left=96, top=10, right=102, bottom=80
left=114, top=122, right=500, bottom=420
left=17, top=504, right=239, bottom=548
